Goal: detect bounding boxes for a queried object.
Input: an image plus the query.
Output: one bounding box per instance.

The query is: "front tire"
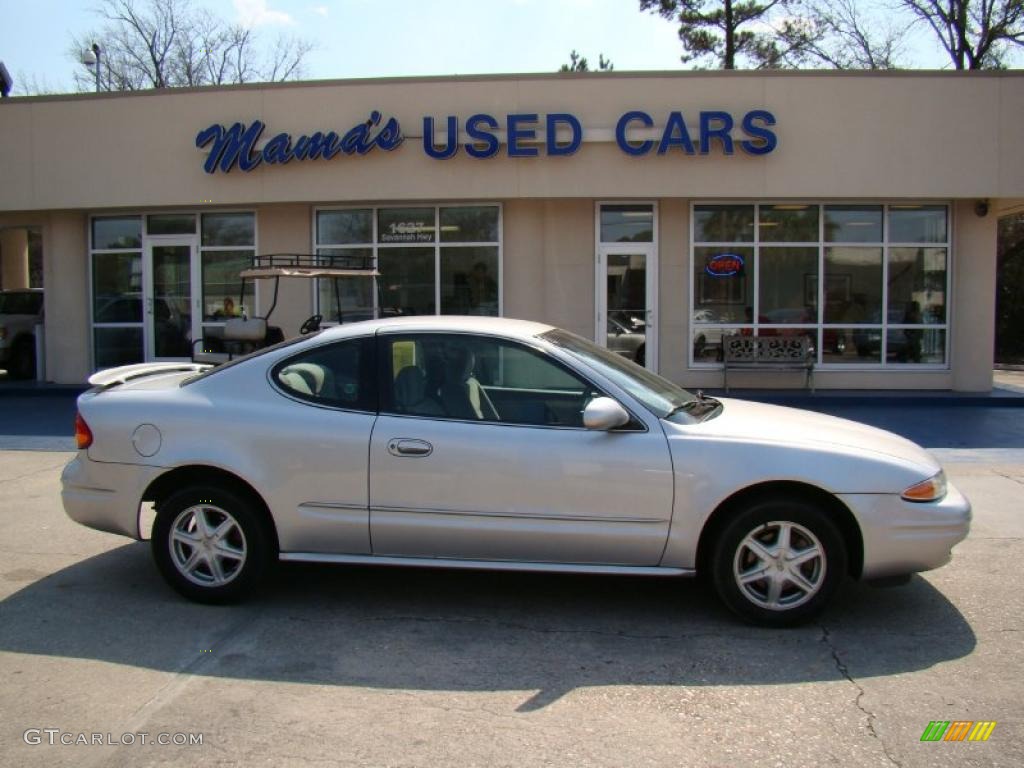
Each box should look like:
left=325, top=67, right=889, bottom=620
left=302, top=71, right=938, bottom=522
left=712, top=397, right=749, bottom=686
left=152, top=485, right=274, bottom=604
left=710, top=497, right=847, bottom=627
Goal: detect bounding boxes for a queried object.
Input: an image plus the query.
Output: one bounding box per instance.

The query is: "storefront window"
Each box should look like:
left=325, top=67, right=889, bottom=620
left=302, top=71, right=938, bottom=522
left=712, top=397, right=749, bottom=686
left=600, top=205, right=654, bottom=243
left=202, top=251, right=255, bottom=321
left=759, top=205, right=819, bottom=243
left=889, top=206, right=947, bottom=244
left=92, top=217, right=141, bottom=250
left=201, top=212, right=255, bottom=247
left=91, top=217, right=144, bottom=366
left=147, top=214, right=196, bottom=236
left=315, top=205, right=502, bottom=322
left=317, top=210, right=372, bottom=245
left=441, top=206, right=499, bottom=243
left=691, top=203, right=950, bottom=367
left=825, top=205, right=883, bottom=243
left=693, top=205, right=754, bottom=243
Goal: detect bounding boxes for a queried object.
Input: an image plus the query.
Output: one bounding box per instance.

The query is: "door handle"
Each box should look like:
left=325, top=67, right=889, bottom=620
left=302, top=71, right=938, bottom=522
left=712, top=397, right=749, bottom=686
left=387, top=439, right=433, bottom=457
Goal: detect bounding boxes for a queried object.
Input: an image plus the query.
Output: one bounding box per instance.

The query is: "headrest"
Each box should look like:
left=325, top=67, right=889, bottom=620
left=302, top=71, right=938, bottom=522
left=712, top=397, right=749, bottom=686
left=394, top=366, right=426, bottom=408
left=223, top=317, right=267, bottom=341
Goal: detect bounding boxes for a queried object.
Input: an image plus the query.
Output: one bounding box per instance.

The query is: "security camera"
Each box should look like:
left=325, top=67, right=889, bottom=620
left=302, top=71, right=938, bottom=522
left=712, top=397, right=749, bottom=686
left=0, top=61, right=13, bottom=98
left=974, top=200, right=989, bottom=218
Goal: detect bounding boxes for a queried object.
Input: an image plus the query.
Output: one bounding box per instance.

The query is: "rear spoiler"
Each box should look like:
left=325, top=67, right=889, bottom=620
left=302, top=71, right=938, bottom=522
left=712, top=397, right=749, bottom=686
left=87, top=362, right=211, bottom=390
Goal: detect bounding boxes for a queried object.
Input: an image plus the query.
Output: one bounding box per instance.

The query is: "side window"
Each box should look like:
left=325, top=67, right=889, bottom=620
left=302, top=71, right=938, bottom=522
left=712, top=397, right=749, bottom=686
left=273, top=337, right=375, bottom=411
left=382, top=334, right=600, bottom=427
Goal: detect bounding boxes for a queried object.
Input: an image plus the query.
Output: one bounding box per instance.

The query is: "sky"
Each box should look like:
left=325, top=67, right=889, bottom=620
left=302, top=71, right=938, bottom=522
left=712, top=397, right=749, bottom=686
left=0, top=0, right=960, bottom=94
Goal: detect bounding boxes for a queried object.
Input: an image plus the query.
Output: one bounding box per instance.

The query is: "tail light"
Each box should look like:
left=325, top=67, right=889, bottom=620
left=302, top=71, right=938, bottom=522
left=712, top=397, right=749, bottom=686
left=75, top=412, right=93, bottom=450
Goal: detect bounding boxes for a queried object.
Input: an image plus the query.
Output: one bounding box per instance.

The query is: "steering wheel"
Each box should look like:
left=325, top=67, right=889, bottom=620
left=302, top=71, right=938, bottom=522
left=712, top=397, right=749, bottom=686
left=300, top=314, right=323, bottom=335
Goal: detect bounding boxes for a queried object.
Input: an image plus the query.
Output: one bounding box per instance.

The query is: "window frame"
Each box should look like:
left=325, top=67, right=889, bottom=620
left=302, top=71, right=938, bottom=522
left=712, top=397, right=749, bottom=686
left=688, top=201, right=952, bottom=371
left=88, top=210, right=258, bottom=371
left=312, top=203, right=503, bottom=323
left=375, top=331, right=641, bottom=431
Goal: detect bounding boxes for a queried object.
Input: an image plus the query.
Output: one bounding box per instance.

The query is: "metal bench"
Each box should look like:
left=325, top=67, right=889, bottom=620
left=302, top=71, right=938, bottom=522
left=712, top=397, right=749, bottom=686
left=722, top=334, right=815, bottom=393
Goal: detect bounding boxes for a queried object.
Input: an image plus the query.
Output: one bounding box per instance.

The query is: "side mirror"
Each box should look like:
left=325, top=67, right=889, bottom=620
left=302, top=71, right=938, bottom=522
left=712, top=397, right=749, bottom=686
left=583, top=397, right=630, bottom=431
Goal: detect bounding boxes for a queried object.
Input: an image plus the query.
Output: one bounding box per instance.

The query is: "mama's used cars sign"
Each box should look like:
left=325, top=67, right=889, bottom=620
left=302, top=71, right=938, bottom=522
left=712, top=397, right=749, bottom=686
left=195, top=109, right=777, bottom=174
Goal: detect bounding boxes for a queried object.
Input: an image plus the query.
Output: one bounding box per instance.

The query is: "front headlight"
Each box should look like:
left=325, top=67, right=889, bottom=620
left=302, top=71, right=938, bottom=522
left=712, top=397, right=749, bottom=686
left=901, top=471, right=947, bottom=503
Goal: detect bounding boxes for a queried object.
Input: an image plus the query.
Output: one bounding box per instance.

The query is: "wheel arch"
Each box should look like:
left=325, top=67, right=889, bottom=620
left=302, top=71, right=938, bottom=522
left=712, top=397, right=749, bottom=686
left=142, top=465, right=279, bottom=552
left=695, top=480, right=864, bottom=579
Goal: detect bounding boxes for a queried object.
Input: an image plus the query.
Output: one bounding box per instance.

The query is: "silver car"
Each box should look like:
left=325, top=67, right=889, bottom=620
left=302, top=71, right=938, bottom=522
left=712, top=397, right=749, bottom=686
left=62, top=316, right=970, bottom=626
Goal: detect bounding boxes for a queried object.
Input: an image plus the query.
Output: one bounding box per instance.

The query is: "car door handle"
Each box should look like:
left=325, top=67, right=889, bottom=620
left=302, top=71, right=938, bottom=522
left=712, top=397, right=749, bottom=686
left=387, top=439, right=433, bottom=457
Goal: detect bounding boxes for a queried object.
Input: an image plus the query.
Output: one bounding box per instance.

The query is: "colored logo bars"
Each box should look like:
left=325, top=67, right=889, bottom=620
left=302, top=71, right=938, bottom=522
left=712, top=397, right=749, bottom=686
left=920, top=721, right=997, bottom=742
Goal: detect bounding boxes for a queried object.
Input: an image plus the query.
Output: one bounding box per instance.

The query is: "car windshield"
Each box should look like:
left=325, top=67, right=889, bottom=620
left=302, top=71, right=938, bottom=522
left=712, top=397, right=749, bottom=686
left=180, top=331, right=323, bottom=386
left=542, top=328, right=711, bottom=421
left=0, top=292, right=42, bottom=315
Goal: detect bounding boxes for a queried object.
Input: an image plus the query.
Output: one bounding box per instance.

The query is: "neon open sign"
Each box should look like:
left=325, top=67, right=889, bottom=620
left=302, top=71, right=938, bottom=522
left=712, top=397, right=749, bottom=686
left=705, top=253, right=745, bottom=277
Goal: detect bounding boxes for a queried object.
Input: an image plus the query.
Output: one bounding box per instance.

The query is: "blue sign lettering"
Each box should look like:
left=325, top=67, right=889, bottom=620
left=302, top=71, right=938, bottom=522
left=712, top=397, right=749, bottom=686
left=466, top=114, right=500, bottom=158
left=546, top=113, right=582, bottom=156
left=616, top=111, right=655, bottom=156
left=198, top=109, right=777, bottom=171
left=195, top=113, right=403, bottom=174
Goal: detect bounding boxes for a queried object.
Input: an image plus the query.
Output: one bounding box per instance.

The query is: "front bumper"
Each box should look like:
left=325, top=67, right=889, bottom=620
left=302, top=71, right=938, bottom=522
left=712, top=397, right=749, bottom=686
left=61, top=454, right=162, bottom=540
left=839, top=481, right=972, bottom=580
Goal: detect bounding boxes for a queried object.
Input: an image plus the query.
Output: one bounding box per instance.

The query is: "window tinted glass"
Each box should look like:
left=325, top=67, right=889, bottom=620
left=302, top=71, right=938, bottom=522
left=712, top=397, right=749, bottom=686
left=378, top=208, right=435, bottom=243
left=600, top=205, right=653, bottom=243
left=440, top=246, right=499, bottom=315
left=201, top=213, right=255, bottom=246
left=693, top=205, right=754, bottom=243
left=147, top=214, right=196, bottom=235
left=825, top=205, right=882, bottom=243
left=318, top=209, right=372, bottom=245
left=273, top=337, right=375, bottom=410
left=888, top=206, right=947, bottom=243
left=759, top=205, right=818, bottom=243
left=440, top=206, right=499, bottom=242
left=92, top=217, right=141, bottom=249
left=382, top=334, right=598, bottom=427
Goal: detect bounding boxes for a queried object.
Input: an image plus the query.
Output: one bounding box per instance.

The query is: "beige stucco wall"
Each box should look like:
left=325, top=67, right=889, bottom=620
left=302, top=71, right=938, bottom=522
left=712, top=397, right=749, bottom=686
left=253, top=204, right=313, bottom=338
left=1, top=72, right=1023, bottom=212
left=1, top=72, right=1018, bottom=387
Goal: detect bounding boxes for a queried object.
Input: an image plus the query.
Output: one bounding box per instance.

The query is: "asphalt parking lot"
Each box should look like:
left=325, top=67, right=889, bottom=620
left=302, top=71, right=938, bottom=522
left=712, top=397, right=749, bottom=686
left=1, top=396, right=1023, bottom=767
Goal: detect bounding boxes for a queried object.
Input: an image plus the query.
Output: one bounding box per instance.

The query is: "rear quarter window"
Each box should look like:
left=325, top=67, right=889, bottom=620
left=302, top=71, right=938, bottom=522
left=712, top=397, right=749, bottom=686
left=272, top=337, right=376, bottom=412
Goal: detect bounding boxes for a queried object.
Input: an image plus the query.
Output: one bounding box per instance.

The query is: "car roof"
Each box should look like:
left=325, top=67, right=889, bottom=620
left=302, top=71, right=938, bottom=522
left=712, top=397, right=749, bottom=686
left=316, top=315, right=555, bottom=341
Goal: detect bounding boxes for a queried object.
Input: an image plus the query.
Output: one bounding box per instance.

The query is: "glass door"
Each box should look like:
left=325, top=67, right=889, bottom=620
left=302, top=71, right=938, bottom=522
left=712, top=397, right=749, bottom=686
left=144, top=238, right=200, bottom=361
left=597, top=246, right=658, bottom=371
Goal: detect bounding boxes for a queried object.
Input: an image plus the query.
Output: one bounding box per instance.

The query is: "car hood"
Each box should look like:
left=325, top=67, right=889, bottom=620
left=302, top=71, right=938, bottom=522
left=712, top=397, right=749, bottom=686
left=673, top=397, right=941, bottom=474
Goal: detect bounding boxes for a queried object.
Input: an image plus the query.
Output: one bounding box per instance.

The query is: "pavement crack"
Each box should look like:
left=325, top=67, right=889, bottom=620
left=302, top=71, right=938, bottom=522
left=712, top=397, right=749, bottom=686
left=821, top=624, right=902, bottom=768
left=993, top=471, right=1024, bottom=487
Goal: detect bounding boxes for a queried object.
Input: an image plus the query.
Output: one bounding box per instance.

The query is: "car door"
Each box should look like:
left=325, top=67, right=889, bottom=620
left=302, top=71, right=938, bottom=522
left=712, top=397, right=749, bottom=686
left=368, top=332, right=674, bottom=565
left=262, top=335, right=378, bottom=555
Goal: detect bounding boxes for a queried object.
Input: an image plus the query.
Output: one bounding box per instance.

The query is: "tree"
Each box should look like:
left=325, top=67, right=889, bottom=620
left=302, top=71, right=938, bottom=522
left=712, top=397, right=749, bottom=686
left=899, top=0, right=1024, bottom=69
left=639, top=0, right=806, bottom=69
left=784, top=0, right=906, bottom=69
left=68, top=0, right=314, bottom=92
left=559, top=50, right=614, bottom=72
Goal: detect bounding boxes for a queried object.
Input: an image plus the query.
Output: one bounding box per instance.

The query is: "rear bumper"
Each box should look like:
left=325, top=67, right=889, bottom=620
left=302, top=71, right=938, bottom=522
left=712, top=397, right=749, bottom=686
left=839, top=481, right=971, bottom=580
left=61, top=454, right=162, bottom=540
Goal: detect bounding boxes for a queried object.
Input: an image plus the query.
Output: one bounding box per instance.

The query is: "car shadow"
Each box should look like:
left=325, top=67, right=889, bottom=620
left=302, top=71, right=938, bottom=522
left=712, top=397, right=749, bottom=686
left=0, top=543, right=976, bottom=711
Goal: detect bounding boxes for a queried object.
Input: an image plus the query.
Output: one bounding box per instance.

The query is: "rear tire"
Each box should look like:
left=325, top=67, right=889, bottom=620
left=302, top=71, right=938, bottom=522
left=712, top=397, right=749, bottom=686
left=151, top=484, right=274, bottom=604
left=710, top=496, right=846, bottom=627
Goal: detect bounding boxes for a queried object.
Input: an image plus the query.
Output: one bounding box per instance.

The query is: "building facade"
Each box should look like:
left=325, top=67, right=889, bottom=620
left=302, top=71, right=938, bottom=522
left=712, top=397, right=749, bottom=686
left=1, top=70, right=1022, bottom=389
